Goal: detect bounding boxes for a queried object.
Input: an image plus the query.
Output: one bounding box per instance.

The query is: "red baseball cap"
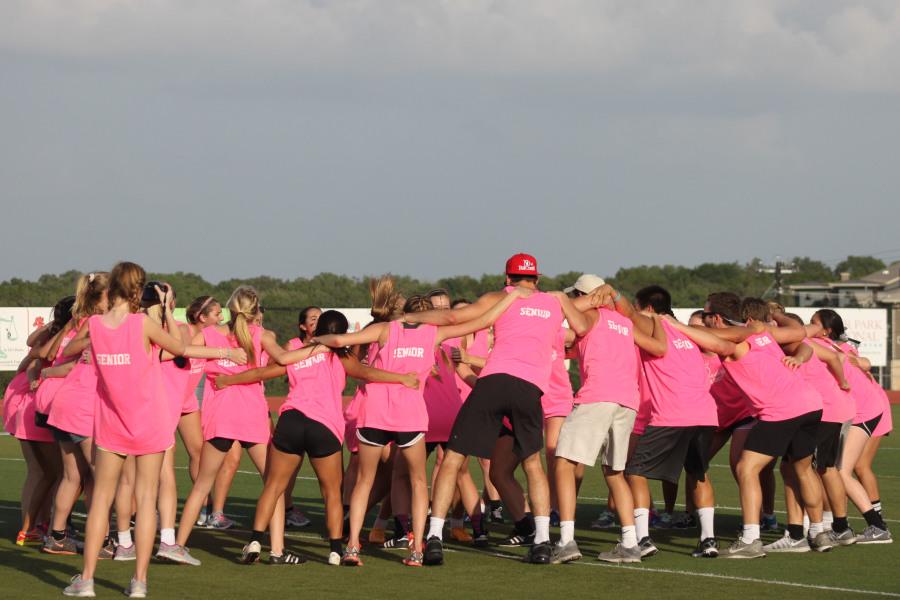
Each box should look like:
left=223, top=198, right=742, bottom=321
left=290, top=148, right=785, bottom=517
left=505, top=253, right=540, bottom=276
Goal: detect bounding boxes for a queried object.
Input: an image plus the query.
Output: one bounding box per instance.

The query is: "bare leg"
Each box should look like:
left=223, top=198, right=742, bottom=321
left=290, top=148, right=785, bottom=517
left=838, top=427, right=875, bottom=514
left=211, top=441, right=241, bottom=514
left=855, top=435, right=882, bottom=503
left=346, top=443, right=385, bottom=550
left=489, top=436, right=527, bottom=522
left=544, top=417, right=564, bottom=512
left=176, top=442, right=228, bottom=546
left=177, top=412, right=204, bottom=483
left=157, top=446, right=178, bottom=531
left=52, top=439, right=93, bottom=534
left=309, top=453, right=345, bottom=541
left=115, top=456, right=136, bottom=536
left=791, top=455, right=823, bottom=523
left=249, top=447, right=300, bottom=549
left=245, top=443, right=285, bottom=555
left=399, top=439, right=428, bottom=554
left=132, top=452, right=165, bottom=583
left=79, top=450, right=125, bottom=582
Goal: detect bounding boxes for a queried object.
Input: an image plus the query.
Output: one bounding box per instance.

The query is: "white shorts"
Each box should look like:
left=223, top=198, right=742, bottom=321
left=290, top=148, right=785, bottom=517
left=555, top=402, right=636, bottom=470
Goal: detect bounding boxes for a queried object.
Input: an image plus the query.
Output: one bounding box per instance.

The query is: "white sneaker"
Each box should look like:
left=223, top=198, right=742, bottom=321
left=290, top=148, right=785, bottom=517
left=125, top=578, right=147, bottom=599
left=328, top=551, right=341, bottom=566
left=763, top=531, right=810, bottom=553
left=242, top=540, right=262, bottom=564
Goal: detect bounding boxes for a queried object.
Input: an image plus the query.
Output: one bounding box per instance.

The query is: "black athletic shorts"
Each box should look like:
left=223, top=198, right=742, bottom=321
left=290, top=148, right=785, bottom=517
left=356, top=427, right=424, bottom=449
left=34, top=411, right=51, bottom=429
left=50, top=426, right=88, bottom=445
left=447, top=373, right=544, bottom=460
left=207, top=437, right=256, bottom=452
left=425, top=441, right=446, bottom=456
left=720, top=415, right=755, bottom=434
left=625, top=425, right=714, bottom=483
left=852, top=413, right=882, bottom=437
left=814, top=421, right=844, bottom=469
left=271, top=409, right=342, bottom=458
left=745, top=410, right=822, bottom=460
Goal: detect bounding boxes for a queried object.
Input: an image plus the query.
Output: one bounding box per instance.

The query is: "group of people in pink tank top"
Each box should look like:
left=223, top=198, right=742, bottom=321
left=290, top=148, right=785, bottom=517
left=2, top=252, right=895, bottom=597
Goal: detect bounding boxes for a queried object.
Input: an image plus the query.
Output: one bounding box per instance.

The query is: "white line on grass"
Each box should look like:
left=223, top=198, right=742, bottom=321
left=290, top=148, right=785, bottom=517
left=484, top=549, right=900, bottom=597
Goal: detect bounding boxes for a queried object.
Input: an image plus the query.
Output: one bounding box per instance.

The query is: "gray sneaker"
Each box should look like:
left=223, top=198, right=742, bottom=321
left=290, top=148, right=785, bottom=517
left=723, top=538, right=766, bottom=559
left=156, top=542, right=202, bottom=566
left=808, top=531, right=835, bottom=553
left=125, top=578, right=147, bottom=599
left=63, top=575, right=95, bottom=597
left=590, top=511, right=616, bottom=530
left=762, top=531, right=810, bottom=553
left=115, top=543, right=136, bottom=561
left=829, top=527, right=857, bottom=546
left=550, top=540, right=582, bottom=564
left=42, top=535, right=78, bottom=555
left=597, top=542, right=642, bottom=564
left=205, top=511, right=235, bottom=529
left=856, top=525, right=893, bottom=545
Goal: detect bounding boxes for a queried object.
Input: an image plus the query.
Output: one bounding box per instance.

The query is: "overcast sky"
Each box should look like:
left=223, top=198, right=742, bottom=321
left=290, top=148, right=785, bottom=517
left=3, top=1, right=900, bottom=283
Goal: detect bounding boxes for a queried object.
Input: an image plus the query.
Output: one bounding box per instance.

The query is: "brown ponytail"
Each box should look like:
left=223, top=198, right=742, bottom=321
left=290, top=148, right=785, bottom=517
left=369, top=276, right=404, bottom=323
left=107, top=263, right=145, bottom=313
left=72, top=272, right=110, bottom=319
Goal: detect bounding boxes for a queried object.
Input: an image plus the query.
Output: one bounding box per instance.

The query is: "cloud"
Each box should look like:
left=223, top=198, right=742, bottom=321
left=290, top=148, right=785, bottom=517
left=2, top=1, right=899, bottom=92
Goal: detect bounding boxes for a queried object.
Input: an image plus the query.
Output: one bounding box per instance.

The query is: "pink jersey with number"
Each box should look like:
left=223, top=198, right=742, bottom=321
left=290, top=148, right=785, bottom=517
left=641, top=319, right=718, bottom=427
left=48, top=321, right=101, bottom=437
left=542, top=328, right=574, bottom=418
left=723, top=332, right=822, bottom=422
left=837, top=342, right=884, bottom=424
left=479, top=287, right=563, bottom=392
left=344, top=341, right=379, bottom=451
left=3, top=371, right=26, bottom=435
left=282, top=349, right=346, bottom=444
left=359, top=320, right=436, bottom=432
left=706, top=355, right=755, bottom=430
left=89, top=313, right=173, bottom=455
left=425, top=344, right=464, bottom=442
left=633, top=351, right=652, bottom=435
left=34, top=327, right=78, bottom=415
left=796, top=340, right=854, bottom=424
left=201, top=325, right=270, bottom=444
left=575, top=308, right=639, bottom=410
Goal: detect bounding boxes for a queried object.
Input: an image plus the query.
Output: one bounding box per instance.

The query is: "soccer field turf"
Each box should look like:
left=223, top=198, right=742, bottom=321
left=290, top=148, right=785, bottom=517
left=1, top=408, right=898, bottom=599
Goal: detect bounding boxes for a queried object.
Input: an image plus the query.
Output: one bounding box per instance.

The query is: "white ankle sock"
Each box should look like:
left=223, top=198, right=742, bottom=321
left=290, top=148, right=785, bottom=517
left=160, top=528, right=176, bottom=546
left=428, top=517, right=445, bottom=541
left=117, top=530, right=133, bottom=548
left=560, top=521, right=575, bottom=545
left=872, top=501, right=883, bottom=513
left=697, top=507, right=715, bottom=540
left=740, top=524, right=760, bottom=544
left=634, top=508, right=650, bottom=541
left=621, top=525, right=637, bottom=548
left=534, top=516, right=550, bottom=544
left=822, top=511, right=833, bottom=529
left=808, top=522, right=824, bottom=537
left=802, top=514, right=810, bottom=536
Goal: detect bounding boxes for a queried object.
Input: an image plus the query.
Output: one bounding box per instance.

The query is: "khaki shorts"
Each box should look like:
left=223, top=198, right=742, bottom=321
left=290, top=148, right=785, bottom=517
left=555, top=402, right=636, bottom=470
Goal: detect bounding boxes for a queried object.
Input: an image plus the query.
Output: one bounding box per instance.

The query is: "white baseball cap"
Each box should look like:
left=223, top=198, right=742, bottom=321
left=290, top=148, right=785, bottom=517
left=564, top=274, right=606, bottom=294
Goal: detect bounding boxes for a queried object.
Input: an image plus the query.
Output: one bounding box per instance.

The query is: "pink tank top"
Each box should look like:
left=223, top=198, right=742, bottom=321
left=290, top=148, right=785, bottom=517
left=723, top=333, right=822, bottom=422
left=359, top=320, right=436, bottom=432
left=3, top=371, right=27, bottom=435
left=641, top=319, right=718, bottom=427
left=282, top=350, right=346, bottom=444
left=48, top=319, right=101, bottom=437
left=479, top=287, right=563, bottom=392
left=707, top=355, right=755, bottom=429
left=344, top=341, right=379, bottom=451
left=797, top=340, right=854, bottom=424
left=89, top=313, right=173, bottom=455
left=837, top=342, right=884, bottom=424
left=424, top=344, right=464, bottom=442
left=12, top=372, right=54, bottom=443
left=34, top=327, right=78, bottom=415
left=448, top=329, right=491, bottom=402
left=872, top=384, right=893, bottom=436
left=633, top=352, right=652, bottom=435
left=160, top=358, right=192, bottom=431
left=575, top=309, right=639, bottom=410
left=201, top=325, right=270, bottom=444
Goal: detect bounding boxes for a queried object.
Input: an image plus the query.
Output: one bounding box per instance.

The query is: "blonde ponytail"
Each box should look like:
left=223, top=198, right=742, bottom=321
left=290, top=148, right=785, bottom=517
left=369, top=275, right=404, bottom=323
left=226, top=286, right=260, bottom=366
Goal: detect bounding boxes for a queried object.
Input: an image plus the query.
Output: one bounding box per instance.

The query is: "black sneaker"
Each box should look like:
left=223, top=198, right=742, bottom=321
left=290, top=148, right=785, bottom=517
left=423, top=536, right=444, bottom=566
left=269, top=551, right=306, bottom=565
left=691, top=537, right=719, bottom=558
left=523, top=541, right=552, bottom=564
left=382, top=533, right=411, bottom=550
left=638, top=536, right=659, bottom=558
left=500, top=531, right=535, bottom=547
left=473, top=532, right=490, bottom=548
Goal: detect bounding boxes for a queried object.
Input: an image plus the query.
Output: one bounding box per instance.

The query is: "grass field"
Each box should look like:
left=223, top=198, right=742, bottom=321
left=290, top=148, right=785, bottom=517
left=1, top=407, right=899, bottom=599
